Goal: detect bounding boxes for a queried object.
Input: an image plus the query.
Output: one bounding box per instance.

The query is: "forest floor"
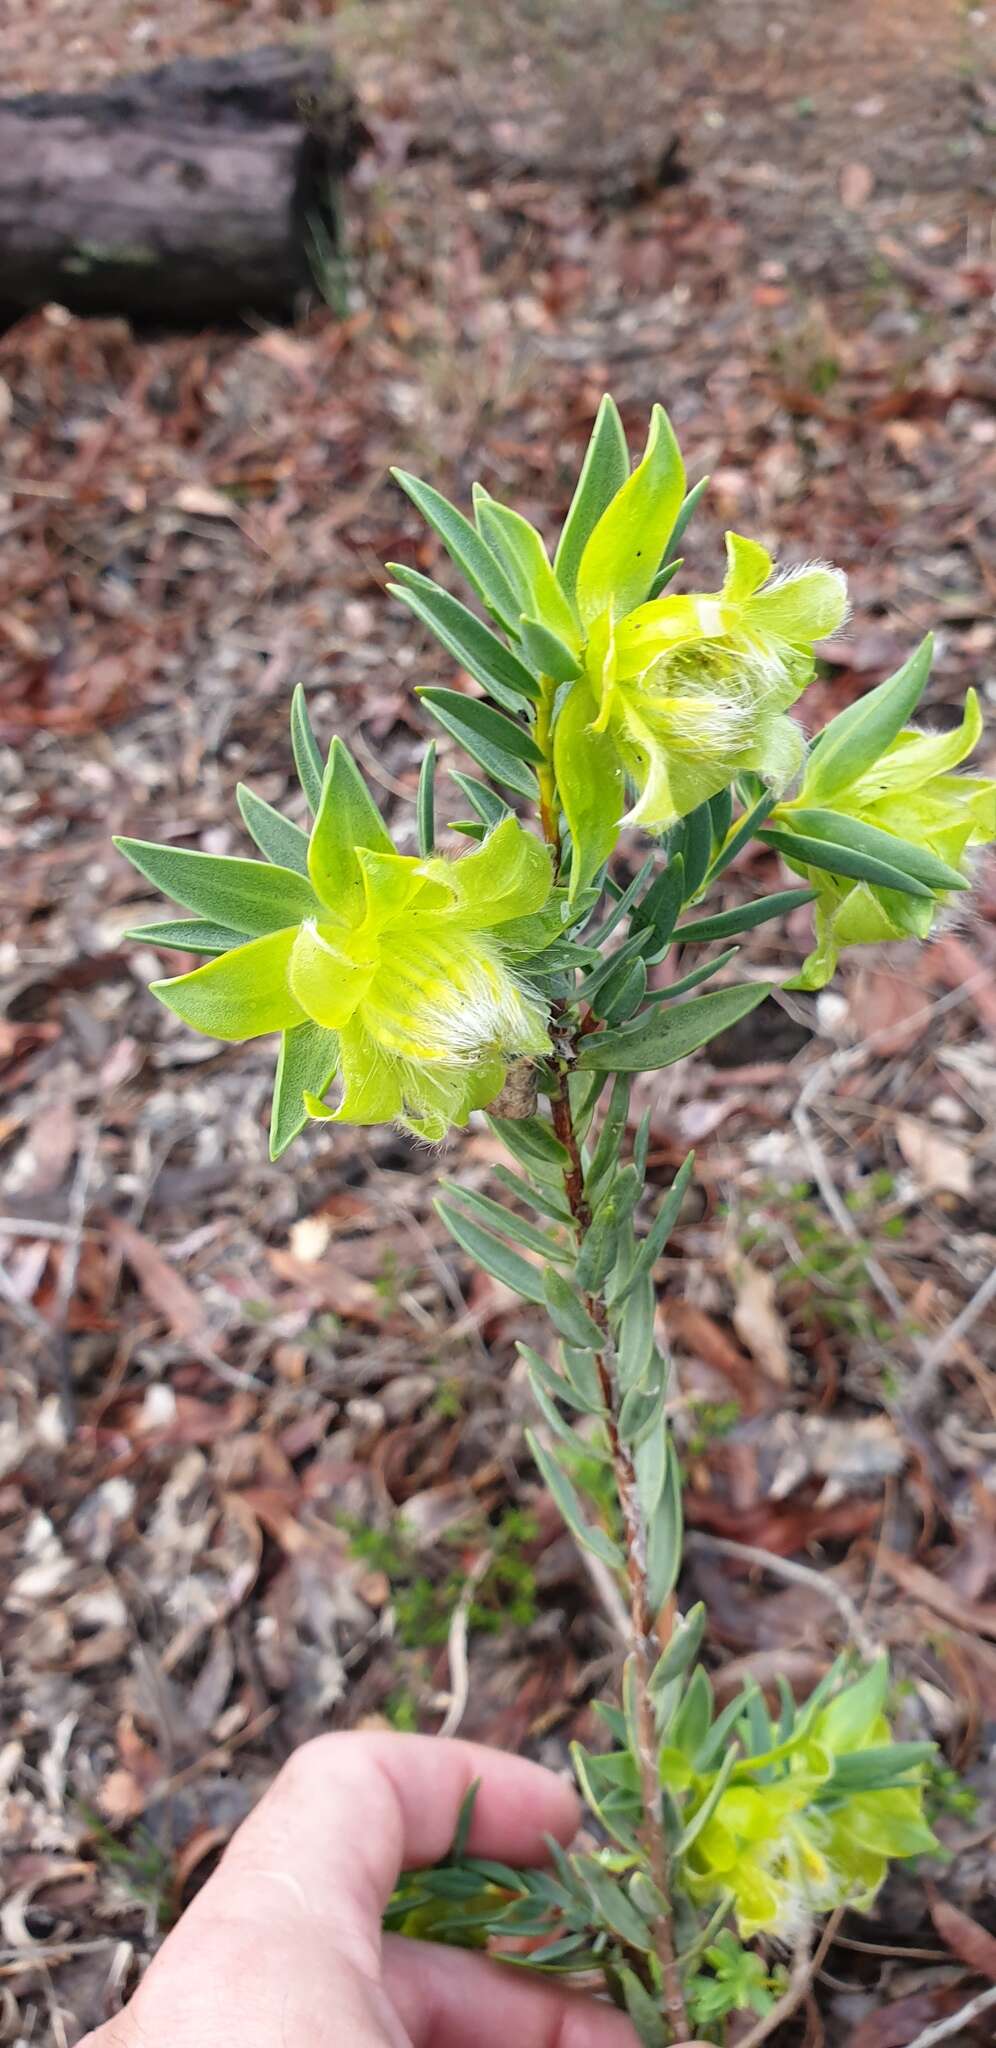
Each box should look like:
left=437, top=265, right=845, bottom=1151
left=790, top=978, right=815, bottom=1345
left=2, top=1, right=996, bottom=2041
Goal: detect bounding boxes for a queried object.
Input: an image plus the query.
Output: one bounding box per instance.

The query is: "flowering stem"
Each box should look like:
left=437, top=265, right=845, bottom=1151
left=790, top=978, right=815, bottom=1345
left=548, top=1063, right=689, bottom=2042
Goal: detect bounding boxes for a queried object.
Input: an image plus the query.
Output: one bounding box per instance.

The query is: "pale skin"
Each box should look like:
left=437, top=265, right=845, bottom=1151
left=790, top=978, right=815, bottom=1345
left=80, top=1733, right=659, bottom=2048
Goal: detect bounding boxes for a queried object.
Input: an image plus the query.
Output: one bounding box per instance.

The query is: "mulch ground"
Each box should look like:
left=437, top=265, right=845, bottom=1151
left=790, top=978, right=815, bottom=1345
left=2, top=2, right=995, bottom=2040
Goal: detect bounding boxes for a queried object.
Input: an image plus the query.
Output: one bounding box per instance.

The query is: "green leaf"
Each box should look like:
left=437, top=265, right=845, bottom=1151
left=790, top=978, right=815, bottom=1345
left=416, top=741, right=436, bottom=857
left=649, top=1604, right=707, bottom=1694
left=782, top=808, right=967, bottom=893
left=707, top=791, right=775, bottom=883
left=708, top=784, right=733, bottom=850
left=123, top=918, right=248, bottom=956
left=114, top=838, right=321, bottom=936
left=543, top=1269, right=604, bottom=1348
left=626, top=1153, right=696, bottom=1287
left=449, top=771, right=513, bottom=828
left=646, top=556, right=683, bottom=600
left=647, top=947, right=738, bottom=1001
left=674, top=887, right=816, bottom=944
left=151, top=929, right=304, bottom=1040
left=575, top=404, right=685, bottom=629
left=554, top=394, right=630, bottom=603
left=670, top=1665, right=713, bottom=1763
left=666, top=473, right=710, bottom=557
left=585, top=1073, right=633, bottom=1204
left=435, top=1197, right=546, bottom=1303
left=632, top=855, right=685, bottom=949
left=525, top=1431, right=624, bottom=1569
left=492, top=1165, right=574, bottom=1225
left=760, top=826, right=935, bottom=899
left=826, top=1743, right=935, bottom=1795
left=308, top=737, right=394, bottom=917
left=677, top=1746, right=739, bottom=1856
left=574, top=1856, right=655, bottom=1952
left=439, top=1181, right=569, bottom=1261
left=804, top=636, right=933, bottom=803
left=578, top=983, right=772, bottom=1071
left=270, top=1019, right=340, bottom=1159
left=388, top=564, right=539, bottom=709
left=519, top=1343, right=604, bottom=1416
left=618, top=1966, right=668, bottom=2047
left=486, top=1114, right=570, bottom=1176
left=518, top=615, right=582, bottom=683
left=236, top=784, right=311, bottom=876
left=617, top=1269, right=656, bottom=1389
left=600, top=956, right=648, bottom=1026
left=555, top=676, right=625, bottom=899
left=290, top=684, right=325, bottom=814
left=391, top=468, right=520, bottom=633
left=473, top=492, right=579, bottom=646
left=419, top=688, right=542, bottom=800
left=675, top=801, right=713, bottom=902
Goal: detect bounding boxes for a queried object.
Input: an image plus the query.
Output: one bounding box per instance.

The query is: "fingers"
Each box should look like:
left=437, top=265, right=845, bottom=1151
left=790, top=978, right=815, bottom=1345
left=383, top=1936, right=640, bottom=2048
left=190, top=1732, right=580, bottom=1978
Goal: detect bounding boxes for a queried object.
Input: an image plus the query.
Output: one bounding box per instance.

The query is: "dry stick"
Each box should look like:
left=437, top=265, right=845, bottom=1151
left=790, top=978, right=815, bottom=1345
left=685, top=1531, right=880, bottom=1663
left=549, top=1068, right=689, bottom=2043
left=902, top=1984, right=996, bottom=2048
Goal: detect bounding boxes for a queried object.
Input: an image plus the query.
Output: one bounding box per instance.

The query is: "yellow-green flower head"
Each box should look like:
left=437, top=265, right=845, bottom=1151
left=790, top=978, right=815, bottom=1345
left=115, top=738, right=553, bottom=1155
left=684, top=1661, right=936, bottom=1940
left=587, top=532, right=848, bottom=833
left=769, top=648, right=996, bottom=988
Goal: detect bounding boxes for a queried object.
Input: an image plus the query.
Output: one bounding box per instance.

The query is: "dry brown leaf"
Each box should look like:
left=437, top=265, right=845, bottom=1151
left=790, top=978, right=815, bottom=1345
left=267, top=1247, right=383, bottom=1324
left=928, top=1888, right=996, bottom=1982
left=895, top=1114, right=973, bottom=1197
left=108, top=1216, right=212, bottom=1343
left=728, top=1255, right=792, bottom=1384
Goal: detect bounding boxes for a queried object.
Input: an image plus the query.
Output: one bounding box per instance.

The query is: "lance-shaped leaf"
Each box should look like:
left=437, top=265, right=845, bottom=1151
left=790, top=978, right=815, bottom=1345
left=473, top=490, right=580, bottom=646
left=391, top=468, right=521, bottom=633
left=803, top=635, right=933, bottom=802
left=647, top=947, right=738, bottom=1002
left=554, top=394, right=630, bottom=603
left=554, top=675, right=625, bottom=899
left=124, top=917, right=249, bottom=955
left=543, top=1269, right=604, bottom=1349
left=419, top=688, right=541, bottom=799
left=236, top=784, right=311, bottom=876
left=114, top=838, right=321, bottom=936
left=673, top=887, right=815, bottom=944
left=579, top=982, right=771, bottom=1071
left=435, top=1196, right=546, bottom=1303
left=618, top=1966, right=669, bottom=2048
left=387, top=564, right=539, bottom=709
left=449, top=770, right=513, bottom=829
left=308, top=736, right=394, bottom=918
left=439, top=1182, right=570, bottom=1262
left=526, top=1431, right=624, bottom=1570
left=518, top=615, right=582, bottom=682
left=675, top=801, right=713, bottom=901
left=573, top=1855, right=655, bottom=1952
left=631, top=854, right=685, bottom=950
left=290, top=683, right=325, bottom=813
left=624, top=1152, right=695, bottom=1288
left=270, top=1019, right=340, bottom=1160
left=486, top=1114, right=571, bottom=1175
left=707, top=791, right=776, bottom=882
left=759, top=826, right=935, bottom=899
left=778, top=807, right=968, bottom=893
left=416, top=741, right=436, bottom=856
left=649, top=1603, right=707, bottom=1695
left=575, top=404, right=685, bottom=628
left=151, top=928, right=305, bottom=1040
left=664, top=472, right=710, bottom=559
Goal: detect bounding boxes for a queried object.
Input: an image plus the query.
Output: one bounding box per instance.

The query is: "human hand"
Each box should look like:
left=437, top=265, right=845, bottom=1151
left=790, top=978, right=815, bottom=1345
left=81, top=1731, right=643, bottom=2047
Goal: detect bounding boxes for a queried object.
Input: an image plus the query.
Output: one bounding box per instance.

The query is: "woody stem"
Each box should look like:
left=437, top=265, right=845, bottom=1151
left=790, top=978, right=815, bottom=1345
left=549, top=1069, right=688, bottom=2041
